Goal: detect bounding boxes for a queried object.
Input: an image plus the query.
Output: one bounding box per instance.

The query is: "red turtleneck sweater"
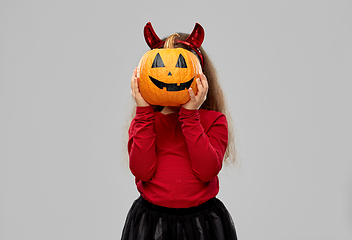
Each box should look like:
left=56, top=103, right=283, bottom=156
left=128, top=106, right=228, bottom=208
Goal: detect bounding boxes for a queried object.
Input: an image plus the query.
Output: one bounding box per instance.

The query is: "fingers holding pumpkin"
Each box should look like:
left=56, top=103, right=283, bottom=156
left=131, top=68, right=137, bottom=98
left=196, top=73, right=208, bottom=102
left=188, top=87, right=196, bottom=101
left=131, top=68, right=150, bottom=107
left=132, top=78, right=138, bottom=99
left=200, top=73, right=209, bottom=94
left=182, top=74, right=208, bottom=110
left=131, top=68, right=141, bottom=100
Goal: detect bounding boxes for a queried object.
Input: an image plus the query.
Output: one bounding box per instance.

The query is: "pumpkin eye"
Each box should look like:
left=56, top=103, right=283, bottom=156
left=151, top=53, right=165, bottom=68
left=175, top=54, right=187, bottom=68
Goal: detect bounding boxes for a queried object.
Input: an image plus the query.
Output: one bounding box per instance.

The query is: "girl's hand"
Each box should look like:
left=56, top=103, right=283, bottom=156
left=182, top=73, right=208, bottom=110
left=131, top=67, right=150, bottom=107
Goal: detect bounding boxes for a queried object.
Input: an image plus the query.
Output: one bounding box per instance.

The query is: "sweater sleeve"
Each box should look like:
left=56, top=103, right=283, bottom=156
left=128, top=106, right=157, bottom=181
left=179, top=107, right=228, bottom=182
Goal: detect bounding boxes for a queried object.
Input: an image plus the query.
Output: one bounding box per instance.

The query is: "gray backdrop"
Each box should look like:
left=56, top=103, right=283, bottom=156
left=1, top=0, right=351, bottom=239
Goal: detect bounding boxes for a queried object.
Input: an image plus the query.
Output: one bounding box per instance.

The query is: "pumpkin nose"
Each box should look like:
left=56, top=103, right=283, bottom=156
left=168, top=71, right=172, bottom=76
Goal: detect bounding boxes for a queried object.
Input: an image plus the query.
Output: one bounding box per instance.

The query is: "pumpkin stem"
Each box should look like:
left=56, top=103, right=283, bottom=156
left=164, top=33, right=180, bottom=49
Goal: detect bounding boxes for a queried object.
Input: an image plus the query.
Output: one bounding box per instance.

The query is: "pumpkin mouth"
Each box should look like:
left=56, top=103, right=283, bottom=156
left=148, top=76, right=194, bottom=92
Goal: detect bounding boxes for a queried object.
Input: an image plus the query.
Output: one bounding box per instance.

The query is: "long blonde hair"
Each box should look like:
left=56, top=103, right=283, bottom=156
left=129, top=33, right=236, bottom=164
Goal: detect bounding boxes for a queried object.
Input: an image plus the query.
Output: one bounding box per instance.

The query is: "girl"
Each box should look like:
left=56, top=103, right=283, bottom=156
left=121, top=23, right=237, bottom=240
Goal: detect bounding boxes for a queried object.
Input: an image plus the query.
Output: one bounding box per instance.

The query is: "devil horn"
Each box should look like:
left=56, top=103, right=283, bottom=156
left=144, top=22, right=164, bottom=49
left=185, top=23, right=204, bottom=48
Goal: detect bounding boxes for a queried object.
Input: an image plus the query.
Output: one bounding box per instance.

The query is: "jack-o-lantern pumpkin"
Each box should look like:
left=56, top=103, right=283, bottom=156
left=136, top=22, right=205, bottom=106
left=137, top=34, right=202, bottom=106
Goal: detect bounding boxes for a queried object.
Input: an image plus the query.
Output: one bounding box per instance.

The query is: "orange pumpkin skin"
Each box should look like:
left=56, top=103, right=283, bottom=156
left=137, top=48, right=202, bottom=106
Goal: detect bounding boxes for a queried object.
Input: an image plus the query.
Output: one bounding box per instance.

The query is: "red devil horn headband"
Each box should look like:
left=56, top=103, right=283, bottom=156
left=144, top=22, right=205, bottom=67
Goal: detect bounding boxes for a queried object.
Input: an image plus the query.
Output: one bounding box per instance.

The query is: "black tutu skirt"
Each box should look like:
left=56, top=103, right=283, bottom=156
left=121, top=196, right=237, bottom=240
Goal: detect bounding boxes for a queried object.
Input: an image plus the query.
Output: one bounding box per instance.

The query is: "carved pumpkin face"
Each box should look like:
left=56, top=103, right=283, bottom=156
left=137, top=48, right=202, bottom=106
